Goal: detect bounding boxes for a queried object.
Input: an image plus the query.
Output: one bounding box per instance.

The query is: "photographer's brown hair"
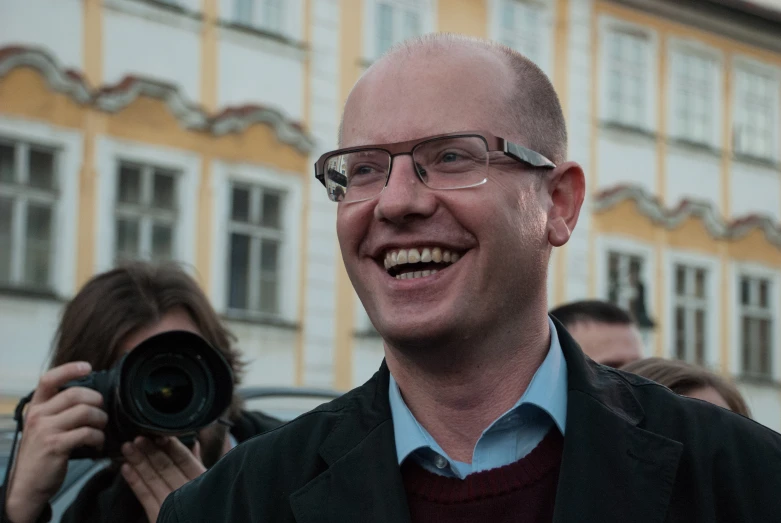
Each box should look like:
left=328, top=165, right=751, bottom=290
left=49, top=261, right=246, bottom=420
left=622, top=357, right=751, bottom=418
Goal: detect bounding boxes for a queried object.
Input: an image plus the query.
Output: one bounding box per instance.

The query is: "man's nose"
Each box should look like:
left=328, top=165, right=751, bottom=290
left=374, top=155, right=437, bottom=224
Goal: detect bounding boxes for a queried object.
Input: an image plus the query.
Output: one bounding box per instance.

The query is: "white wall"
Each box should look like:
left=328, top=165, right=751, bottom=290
left=228, top=321, right=297, bottom=387
left=597, top=131, right=657, bottom=193
left=665, top=146, right=722, bottom=209
left=0, top=297, right=62, bottom=395
left=730, top=161, right=781, bottom=222
left=353, top=336, right=384, bottom=388
left=217, top=34, right=306, bottom=120
left=103, top=1, right=201, bottom=101
left=0, top=0, right=83, bottom=71
left=738, top=382, right=781, bottom=433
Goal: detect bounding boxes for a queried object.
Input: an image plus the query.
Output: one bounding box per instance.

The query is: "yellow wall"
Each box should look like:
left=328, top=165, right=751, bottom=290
left=437, top=0, right=488, bottom=37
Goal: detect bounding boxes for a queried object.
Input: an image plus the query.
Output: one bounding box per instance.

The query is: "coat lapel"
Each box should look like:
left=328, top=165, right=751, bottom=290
left=289, top=364, right=412, bottom=523
left=552, top=319, right=683, bottom=523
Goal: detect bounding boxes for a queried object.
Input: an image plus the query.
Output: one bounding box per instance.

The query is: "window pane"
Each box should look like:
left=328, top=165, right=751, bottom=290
left=0, top=143, right=14, bottom=184
left=695, top=308, right=705, bottom=365
left=695, top=269, right=706, bottom=299
left=675, top=265, right=686, bottom=296
left=228, top=233, right=250, bottom=310
left=231, top=187, right=251, bottom=223
left=759, top=318, right=771, bottom=377
left=740, top=277, right=750, bottom=305
left=675, top=306, right=686, bottom=361
left=151, top=223, right=174, bottom=261
left=741, top=315, right=751, bottom=373
left=262, top=192, right=281, bottom=228
left=402, top=10, right=420, bottom=41
left=259, top=239, right=278, bottom=314
left=0, top=196, right=12, bottom=283
left=116, top=218, right=140, bottom=260
left=234, top=0, right=252, bottom=22
left=28, top=148, right=55, bottom=190
left=152, top=171, right=176, bottom=210
left=24, top=203, right=52, bottom=286
left=118, top=164, right=142, bottom=204
left=376, top=3, right=394, bottom=55
left=262, top=0, right=283, bottom=31
left=759, top=280, right=769, bottom=308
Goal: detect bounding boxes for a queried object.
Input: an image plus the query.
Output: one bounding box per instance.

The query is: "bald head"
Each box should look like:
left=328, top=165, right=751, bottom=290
left=340, top=34, right=567, bottom=165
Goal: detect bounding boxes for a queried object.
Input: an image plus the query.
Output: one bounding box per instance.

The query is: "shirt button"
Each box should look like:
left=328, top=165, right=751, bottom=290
left=434, top=455, right=448, bottom=469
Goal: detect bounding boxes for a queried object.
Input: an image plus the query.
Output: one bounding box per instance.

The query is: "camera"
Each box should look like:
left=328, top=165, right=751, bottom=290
left=61, top=330, right=234, bottom=459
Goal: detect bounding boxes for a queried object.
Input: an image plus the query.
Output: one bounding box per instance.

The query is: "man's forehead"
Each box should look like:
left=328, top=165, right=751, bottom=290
left=340, top=47, right=514, bottom=147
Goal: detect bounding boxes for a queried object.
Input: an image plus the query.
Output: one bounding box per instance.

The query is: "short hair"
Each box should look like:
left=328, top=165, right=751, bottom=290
left=49, top=261, right=246, bottom=420
left=340, top=34, right=568, bottom=164
left=621, top=358, right=752, bottom=418
left=550, top=300, right=635, bottom=328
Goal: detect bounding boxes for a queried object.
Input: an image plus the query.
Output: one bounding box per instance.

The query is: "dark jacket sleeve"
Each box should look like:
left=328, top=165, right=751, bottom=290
left=231, top=410, right=284, bottom=443
left=58, top=466, right=145, bottom=523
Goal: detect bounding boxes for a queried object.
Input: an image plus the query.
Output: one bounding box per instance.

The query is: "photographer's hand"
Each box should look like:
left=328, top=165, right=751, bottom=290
left=120, top=435, right=206, bottom=523
left=5, top=362, right=107, bottom=523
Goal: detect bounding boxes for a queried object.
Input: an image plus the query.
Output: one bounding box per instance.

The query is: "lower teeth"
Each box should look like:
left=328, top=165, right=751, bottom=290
left=395, top=269, right=438, bottom=280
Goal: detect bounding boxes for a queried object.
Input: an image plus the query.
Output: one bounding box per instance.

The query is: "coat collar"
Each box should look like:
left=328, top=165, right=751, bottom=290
left=290, top=317, right=683, bottom=523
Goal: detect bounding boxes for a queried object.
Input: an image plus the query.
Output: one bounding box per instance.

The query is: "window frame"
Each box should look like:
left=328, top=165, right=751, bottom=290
left=232, top=0, right=287, bottom=35
left=668, top=40, right=722, bottom=148
left=364, top=0, right=436, bottom=61
left=732, top=57, right=780, bottom=162
left=95, top=138, right=201, bottom=274
left=0, top=139, right=59, bottom=290
left=113, top=161, right=181, bottom=263
left=730, top=262, right=780, bottom=382
left=598, top=18, right=658, bottom=133
left=0, top=118, right=82, bottom=298
left=666, top=250, right=721, bottom=370
left=488, top=0, right=553, bottom=74
left=211, top=160, right=303, bottom=324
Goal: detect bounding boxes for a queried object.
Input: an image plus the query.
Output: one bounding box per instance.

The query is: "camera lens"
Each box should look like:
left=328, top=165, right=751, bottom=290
left=144, top=367, right=194, bottom=415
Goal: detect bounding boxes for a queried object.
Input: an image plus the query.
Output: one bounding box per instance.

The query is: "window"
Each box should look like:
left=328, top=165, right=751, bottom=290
left=606, top=30, right=648, bottom=128
left=672, top=50, right=714, bottom=144
left=607, top=251, right=644, bottom=312
left=734, top=67, right=777, bottom=160
left=739, top=275, right=773, bottom=379
left=375, top=0, right=423, bottom=57
left=673, top=265, right=708, bottom=365
left=226, top=183, right=283, bottom=316
left=0, top=139, right=57, bottom=289
left=234, top=0, right=284, bottom=33
left=114, top=161, right=178, bottom=263
left=497, top=0, right=544, bottom=66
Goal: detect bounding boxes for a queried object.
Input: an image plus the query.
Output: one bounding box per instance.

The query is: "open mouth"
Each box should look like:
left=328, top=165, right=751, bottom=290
left=382, top=247, right=465, bottom=280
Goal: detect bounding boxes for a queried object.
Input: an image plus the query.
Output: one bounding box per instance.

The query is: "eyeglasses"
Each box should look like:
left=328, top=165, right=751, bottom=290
left=314, top=131, right=556, bottom=203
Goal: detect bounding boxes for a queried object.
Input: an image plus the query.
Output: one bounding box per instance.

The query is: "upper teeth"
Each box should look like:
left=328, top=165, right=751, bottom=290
left=383, top=247, right=461, bottom=270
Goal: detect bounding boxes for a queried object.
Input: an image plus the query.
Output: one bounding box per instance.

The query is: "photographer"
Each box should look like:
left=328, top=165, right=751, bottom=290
left=1, top=262, right=282, bottom=523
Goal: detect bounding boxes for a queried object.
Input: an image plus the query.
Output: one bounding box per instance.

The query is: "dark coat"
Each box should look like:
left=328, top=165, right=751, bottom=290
left=158, top=321, right=781, bottom=523
left=0, top=410, right=281, bottom=523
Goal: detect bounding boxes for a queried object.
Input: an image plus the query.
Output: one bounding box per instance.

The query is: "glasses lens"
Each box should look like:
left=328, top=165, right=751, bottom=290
left=324, top=149, right=391, bottom=202
left=412, top=136, right=488, bottom=190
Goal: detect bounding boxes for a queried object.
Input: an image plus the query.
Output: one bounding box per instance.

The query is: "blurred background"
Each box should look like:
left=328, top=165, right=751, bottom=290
left=0, top=0, right=780, bottom=431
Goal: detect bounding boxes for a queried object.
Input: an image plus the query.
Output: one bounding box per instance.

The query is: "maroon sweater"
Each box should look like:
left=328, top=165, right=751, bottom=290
left=401, top=429, right=564, bottom=523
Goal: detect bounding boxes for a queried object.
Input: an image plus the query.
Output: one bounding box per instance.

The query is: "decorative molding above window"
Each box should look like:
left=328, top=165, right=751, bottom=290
left=594, top=184, right=781, bottom=249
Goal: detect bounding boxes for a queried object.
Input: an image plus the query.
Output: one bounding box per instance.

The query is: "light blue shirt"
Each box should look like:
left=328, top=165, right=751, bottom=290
left=388, top=316, right=567, bottom=479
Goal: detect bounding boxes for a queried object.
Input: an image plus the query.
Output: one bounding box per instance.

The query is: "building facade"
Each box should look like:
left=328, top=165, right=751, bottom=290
left=1, top=0, right=780, bottom=431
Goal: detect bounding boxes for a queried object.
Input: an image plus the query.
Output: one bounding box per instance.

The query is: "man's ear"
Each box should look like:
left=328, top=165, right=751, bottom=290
left=545, top=161, right=586, bottom=247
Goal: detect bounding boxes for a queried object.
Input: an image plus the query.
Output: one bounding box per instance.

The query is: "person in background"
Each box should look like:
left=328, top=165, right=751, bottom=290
left=1, top=262, right=282, bottom=523
left=621, top=357, right=751, bottom=418
left=549, top=299, right=644, bottom=368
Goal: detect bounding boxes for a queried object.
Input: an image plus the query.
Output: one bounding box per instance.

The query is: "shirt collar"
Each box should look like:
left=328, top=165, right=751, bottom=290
left=389, top=315, right=568, bottom=465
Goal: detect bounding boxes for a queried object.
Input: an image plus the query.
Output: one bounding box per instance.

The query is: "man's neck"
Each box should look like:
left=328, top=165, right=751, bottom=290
left=385, top=314, right=551, bottom=463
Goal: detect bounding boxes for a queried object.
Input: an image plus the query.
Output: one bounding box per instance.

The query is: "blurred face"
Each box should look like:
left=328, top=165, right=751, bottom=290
left=685, top=386, right=731, bottom=411
left=566, top=321, right=644, bottom=368
left=119, top=307, right=228, bottom=468
left=336, top=47, right=581, bottom=350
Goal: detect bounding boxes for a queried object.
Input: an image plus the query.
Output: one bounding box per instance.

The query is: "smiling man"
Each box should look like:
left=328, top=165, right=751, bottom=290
left=158, top=35, right=781, bottom=523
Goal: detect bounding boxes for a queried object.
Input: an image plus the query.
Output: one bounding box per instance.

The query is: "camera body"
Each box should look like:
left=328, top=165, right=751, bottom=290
left=61, top=330, right=234, bottom=460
